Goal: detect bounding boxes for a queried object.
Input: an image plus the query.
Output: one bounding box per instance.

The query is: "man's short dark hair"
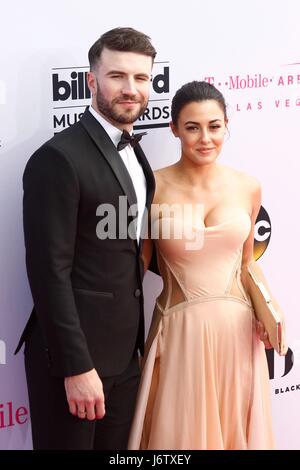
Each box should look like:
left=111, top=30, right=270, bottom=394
left=88, top=27, right=157, bottom=71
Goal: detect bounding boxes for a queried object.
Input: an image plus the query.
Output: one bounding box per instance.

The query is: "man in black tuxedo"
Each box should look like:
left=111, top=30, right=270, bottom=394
left=15, top=27, right=156, bottom=449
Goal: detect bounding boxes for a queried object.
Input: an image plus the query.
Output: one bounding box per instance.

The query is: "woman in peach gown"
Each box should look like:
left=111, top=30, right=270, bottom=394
left=128, top=81, right=278, bottom=450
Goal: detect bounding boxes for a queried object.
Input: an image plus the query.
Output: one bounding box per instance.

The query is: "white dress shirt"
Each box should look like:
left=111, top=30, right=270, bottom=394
left=89, top=106, right=147, bottom=243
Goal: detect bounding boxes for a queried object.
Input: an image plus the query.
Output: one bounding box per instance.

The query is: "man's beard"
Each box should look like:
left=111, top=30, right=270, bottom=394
left=95, top=82, right=147, bottom=124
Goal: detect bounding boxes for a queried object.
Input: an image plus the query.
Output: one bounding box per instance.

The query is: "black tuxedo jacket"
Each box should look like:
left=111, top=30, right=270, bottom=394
left=16, top=109, right=155, bottom=378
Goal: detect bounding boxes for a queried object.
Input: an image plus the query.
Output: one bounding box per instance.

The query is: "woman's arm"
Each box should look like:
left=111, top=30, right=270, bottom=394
left=241, top=177, right=282, bottom=310
left=240, top=176, right=286, bottom=351
left=241, top=176, right=261, bottom=283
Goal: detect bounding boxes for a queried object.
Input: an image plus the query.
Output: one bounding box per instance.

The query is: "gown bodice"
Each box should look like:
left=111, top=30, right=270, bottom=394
left=153, top=209, right=251, bottom=302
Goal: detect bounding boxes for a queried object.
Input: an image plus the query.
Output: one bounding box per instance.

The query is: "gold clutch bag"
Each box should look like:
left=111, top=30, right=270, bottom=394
left=247, top=261, right=285, bottom=355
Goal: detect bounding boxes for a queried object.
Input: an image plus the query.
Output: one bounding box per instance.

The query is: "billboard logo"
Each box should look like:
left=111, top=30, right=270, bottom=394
left=152, top=66, right=169, bottom=94
left=53, top=71, right=91, bottom=102
left=0, top=340, right=6, bottom=365
left=52, top=61, right=170, bottom=133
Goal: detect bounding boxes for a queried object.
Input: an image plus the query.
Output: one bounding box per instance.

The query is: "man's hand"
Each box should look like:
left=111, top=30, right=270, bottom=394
left=64, top=368, right=105, bottom=420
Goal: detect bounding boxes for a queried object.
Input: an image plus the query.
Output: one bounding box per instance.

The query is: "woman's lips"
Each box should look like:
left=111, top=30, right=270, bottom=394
left=197, top=148, right=215, bottom=153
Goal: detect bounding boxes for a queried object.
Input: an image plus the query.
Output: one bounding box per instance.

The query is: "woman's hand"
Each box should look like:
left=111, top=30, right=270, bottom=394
left=255, top=320, right=273, bottom=349
left=255, top=320, right=288, bottom=356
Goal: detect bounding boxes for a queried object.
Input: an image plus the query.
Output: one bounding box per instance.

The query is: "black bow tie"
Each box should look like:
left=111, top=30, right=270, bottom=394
left=117, top=130, right=147, bottom=151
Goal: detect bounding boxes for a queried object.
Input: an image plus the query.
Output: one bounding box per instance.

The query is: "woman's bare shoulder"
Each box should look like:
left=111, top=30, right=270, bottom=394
left=154, top=164, right=177, bottom=181
left=238, top=171, right=261, bottom=196
left=153, top=165, right=178, bottom=203
left=221, top=165, right=261, bottom=194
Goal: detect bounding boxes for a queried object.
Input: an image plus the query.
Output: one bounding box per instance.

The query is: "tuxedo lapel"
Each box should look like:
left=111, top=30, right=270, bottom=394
left=135, top=144, right=156, bottom=252
left=80, top=110, right=138, bottom=210
left=134, top=144, right=156, bottom=211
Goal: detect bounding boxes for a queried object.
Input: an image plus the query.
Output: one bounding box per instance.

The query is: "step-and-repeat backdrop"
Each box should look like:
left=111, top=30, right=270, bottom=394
left=0, top=0, right=299, bottom=450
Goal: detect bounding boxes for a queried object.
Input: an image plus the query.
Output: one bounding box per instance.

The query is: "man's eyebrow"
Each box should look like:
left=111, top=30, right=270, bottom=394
left=106, top=70, right=150, bottom=78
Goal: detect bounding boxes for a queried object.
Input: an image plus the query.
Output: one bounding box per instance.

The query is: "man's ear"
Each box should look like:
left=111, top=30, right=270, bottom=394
left=87, top=71, right=97, bottom=96
left=170, top=121, right=179, bottom=138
